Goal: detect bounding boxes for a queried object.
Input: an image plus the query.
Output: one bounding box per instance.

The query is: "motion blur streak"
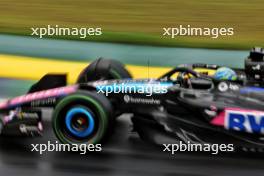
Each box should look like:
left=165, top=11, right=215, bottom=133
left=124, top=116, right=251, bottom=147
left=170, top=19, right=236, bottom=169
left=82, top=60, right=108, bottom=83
left=0, top=0, right=263, bottom=48
left=0, top=54, right=170, bottom=83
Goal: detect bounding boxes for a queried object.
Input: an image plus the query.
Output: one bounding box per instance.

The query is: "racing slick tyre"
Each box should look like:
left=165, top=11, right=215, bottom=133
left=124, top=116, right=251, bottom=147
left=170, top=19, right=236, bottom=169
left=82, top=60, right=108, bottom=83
left=52, top=91, right=113, bottom=145
left=77, top=58, right=132, bottom=83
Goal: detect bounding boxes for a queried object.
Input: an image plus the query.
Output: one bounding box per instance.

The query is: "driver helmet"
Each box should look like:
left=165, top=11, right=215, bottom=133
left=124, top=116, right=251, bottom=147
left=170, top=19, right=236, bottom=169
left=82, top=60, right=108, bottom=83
left=214, top=67, right=237, bottom=81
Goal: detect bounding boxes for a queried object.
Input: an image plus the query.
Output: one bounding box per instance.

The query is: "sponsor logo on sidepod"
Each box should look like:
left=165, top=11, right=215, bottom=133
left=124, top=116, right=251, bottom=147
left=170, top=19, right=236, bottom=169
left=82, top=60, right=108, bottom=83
left=211, top=108, right=264, bottom=134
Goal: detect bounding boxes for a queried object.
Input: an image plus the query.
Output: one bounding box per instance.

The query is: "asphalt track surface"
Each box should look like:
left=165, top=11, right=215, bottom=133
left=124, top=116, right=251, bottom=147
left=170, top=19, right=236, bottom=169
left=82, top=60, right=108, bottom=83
left=0, top=79, right=264, bottom=176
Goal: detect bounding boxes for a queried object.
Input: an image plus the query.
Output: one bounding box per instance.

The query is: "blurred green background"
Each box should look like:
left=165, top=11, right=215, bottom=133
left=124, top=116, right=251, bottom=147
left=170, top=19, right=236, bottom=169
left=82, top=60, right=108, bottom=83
left=0, top=0, right=263, bottom=49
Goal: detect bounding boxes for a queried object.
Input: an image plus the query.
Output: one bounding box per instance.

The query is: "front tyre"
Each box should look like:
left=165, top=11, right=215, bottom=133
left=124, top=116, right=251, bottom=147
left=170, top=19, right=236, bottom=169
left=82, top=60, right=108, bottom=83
left=52, top=91, right=113, bottom=145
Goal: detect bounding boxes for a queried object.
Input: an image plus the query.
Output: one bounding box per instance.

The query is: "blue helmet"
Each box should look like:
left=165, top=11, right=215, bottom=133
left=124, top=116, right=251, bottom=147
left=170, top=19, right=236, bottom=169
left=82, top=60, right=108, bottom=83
left=214, top=67, right=237, bottom=81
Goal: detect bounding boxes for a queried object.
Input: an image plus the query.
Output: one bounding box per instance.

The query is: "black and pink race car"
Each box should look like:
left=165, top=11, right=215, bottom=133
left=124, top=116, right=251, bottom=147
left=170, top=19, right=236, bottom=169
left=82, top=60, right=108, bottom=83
left=0, top=48, right=264, bottom=152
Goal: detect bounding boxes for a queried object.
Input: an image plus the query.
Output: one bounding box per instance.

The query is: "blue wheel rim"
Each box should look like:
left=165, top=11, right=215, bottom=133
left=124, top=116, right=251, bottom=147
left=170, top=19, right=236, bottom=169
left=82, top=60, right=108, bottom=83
left=65, top=107, right=95, bottom=138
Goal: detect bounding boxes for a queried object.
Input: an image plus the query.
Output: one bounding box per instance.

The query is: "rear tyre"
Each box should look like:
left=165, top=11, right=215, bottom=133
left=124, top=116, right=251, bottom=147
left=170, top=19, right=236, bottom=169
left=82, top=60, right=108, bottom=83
left=77, top=58, right=132, bottom=83
left=52, top=91, right=113, bottom=145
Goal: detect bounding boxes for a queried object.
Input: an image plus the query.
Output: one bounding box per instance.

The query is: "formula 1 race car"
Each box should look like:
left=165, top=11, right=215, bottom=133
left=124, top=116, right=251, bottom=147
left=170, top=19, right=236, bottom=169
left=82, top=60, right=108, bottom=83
left=0, top=47, right=264, bottom=152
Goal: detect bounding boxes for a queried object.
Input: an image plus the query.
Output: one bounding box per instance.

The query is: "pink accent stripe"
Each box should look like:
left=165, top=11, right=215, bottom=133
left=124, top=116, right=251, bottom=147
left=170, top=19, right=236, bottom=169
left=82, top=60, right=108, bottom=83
left=0, top=85, right=77, bottom=109
left=0, top=102, right=8, bottom=109
left=211, top=110, right=225, bottom=126
left=224, top=107, right=264, bottom=113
